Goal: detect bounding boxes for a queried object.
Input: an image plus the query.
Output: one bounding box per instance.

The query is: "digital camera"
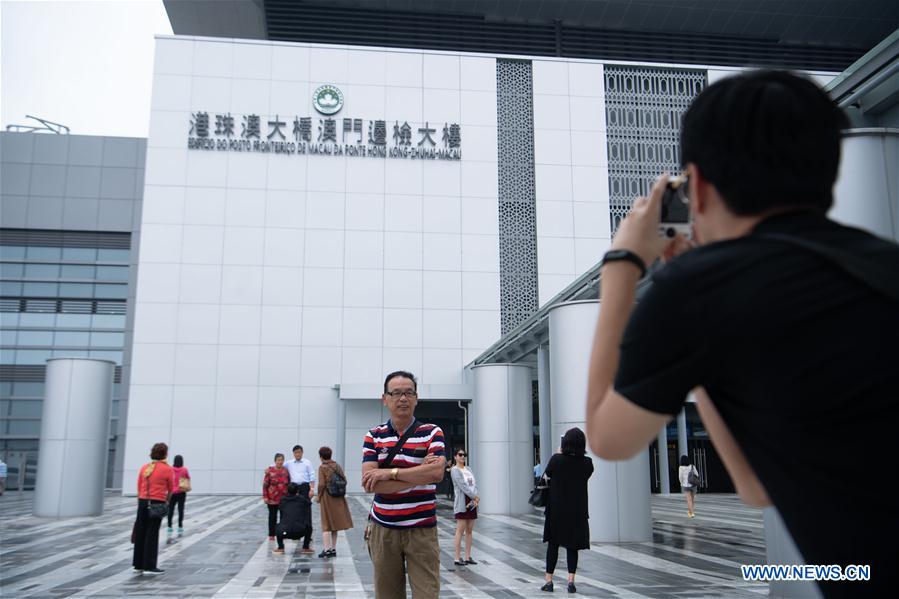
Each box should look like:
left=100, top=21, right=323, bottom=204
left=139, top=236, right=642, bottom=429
left=659, top=174, right=691, bottom=238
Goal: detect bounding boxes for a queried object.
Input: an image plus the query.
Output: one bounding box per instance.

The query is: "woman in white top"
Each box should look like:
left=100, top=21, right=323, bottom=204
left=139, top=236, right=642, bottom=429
left=678, top=455, right=699, bottom=518
left=450, top=449, right=479, bottom=566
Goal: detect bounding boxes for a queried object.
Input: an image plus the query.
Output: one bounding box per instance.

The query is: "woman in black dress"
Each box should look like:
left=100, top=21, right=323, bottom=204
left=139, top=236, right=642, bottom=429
left=541, top=427, right=594, bottom=594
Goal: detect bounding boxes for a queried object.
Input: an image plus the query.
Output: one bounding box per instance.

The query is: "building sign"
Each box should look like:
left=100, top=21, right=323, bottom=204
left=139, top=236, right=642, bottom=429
left=186, top=85, right=462, bottom=160
left=312, top=85, right=344, bottom=115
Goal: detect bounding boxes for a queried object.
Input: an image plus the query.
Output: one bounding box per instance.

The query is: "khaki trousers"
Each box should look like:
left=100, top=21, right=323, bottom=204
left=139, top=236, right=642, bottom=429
left=368, top=523, right=440, bottom=599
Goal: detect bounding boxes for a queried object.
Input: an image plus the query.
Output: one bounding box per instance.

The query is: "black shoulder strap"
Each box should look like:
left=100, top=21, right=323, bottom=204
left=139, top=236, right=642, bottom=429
left=381, top=419, right=418, bottom=469
left=757, top=233, right=899, bottom=304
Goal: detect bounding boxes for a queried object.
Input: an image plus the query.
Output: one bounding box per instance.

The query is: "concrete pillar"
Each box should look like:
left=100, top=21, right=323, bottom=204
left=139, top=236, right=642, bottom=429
left=764, top=507, right=823, bottom=598
left=657, top=426, right=670, bottom=495
left=547, top=300, right=651, bottom=542
left=471, top=364, right=534, bottom=515
left=676, top=409, right=688, bottom=463
left=831, top=129, right=898, bottom=242
left=536, top=344, right=552, bottom=471
left=34, top=358, right=115, bottom=517
left=336, top=398, right=347, bottom=469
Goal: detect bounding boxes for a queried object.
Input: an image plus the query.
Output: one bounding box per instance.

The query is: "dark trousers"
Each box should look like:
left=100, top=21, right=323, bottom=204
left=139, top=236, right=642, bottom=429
left=296, top=483, right=312, bottom=547
left=277, top=529, right=309, bottom=550
left=546, top=543, right=579, bottom=574
left=167, top=493, right=185, bottom=528
left=267, top=504, right=279, bottom=537
left=132, top=499, right=164, bottom=570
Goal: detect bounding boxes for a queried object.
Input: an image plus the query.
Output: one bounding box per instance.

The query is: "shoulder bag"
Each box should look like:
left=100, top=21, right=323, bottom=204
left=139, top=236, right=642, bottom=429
left=528, top=474, right=549, bottom=508
left=687, top=466, right=701, bottom=487
left=147, top=501, right=168, bottom=519
left=178, top=475, right=192, bottom=493
left=327, top=464, right=347, bottom=497
left=363, top=419, right=419, bottom=543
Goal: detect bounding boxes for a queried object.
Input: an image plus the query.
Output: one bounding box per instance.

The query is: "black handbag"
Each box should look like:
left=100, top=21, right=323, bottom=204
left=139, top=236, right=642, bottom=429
left=687, top=467, right=701, bottom=487
left=147, top=501, right=168, bottom=519
left=528, top=477, right=549, bottom=507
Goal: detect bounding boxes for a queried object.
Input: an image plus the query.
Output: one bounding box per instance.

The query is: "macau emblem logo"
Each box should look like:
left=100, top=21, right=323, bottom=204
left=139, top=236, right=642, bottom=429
left=312, top=84, right=344, bottom=115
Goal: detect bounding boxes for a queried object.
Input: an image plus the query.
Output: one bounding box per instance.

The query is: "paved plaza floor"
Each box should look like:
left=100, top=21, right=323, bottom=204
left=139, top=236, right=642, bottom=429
left=1, top=491, right=767, bottom=598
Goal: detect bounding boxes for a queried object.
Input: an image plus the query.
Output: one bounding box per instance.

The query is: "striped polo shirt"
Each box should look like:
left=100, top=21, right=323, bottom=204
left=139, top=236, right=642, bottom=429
left=363, top=419, right=445, bottom=529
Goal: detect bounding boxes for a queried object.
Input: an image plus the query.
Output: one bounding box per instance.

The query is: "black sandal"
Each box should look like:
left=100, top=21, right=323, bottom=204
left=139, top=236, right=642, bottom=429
left=465, top=558, right=478, bottom=565
left=453, top=560, right=465, bottom=566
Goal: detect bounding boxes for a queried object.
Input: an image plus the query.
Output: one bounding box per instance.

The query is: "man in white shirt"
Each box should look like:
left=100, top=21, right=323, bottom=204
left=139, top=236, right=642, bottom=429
left=285, top=445, right=315, bottom=553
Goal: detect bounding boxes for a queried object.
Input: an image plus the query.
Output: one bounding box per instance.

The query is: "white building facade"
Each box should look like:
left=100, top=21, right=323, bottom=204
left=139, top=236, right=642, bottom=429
left=123, top=35, right=834, bottom=494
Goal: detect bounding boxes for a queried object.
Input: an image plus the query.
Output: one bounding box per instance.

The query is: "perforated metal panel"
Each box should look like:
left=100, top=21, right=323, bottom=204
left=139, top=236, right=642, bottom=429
left=497, top=59, right=539, bottom=335
left=604, top=67, right=706, bottom=233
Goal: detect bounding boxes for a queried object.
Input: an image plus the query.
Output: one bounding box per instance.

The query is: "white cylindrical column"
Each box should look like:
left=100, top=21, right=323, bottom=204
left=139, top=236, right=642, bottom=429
left=657, top=427, right=670, bottom=495
left=34, top=358, right=115, bottom=517
left=471, top=363, right=534, bottom=515
left=676, top=409, right=688, bottom=463
left=536, top=344, right=552, bottom=470
left=548, top=300, right=652, bottom=542
left=831, top=128, right=898, bottom=242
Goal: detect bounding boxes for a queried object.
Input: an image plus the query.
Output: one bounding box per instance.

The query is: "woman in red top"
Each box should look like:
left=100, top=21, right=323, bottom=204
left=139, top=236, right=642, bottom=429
left=132, top=442, right=174, bottom=575
left=262, top=453, right=290, bottom=540
left=167, top=454, right=190, bottom=532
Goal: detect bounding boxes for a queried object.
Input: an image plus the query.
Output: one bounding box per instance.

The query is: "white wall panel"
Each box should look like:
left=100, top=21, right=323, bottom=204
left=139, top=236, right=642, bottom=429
left=343, top=269, right=384, bottom=307
left=261, top=266, right=302, bottom=306
left=216, top=345, right=260, bottom=386
left=271, top=44, right=309, bottom=81
left=192, top=40, right=232, bottom=78
left=342, top=307, right=384, bottom=347
left=172, top=386, right=216, bottom=427
left=173, top=345, right=218, bottom=386
left=460, top=56, right=495, bottom=92
left=190, top=76, right=231, bottom=113
left=258, top=386, right=301, bottom=428
left=260, top=306, right=302, bottom=346
left=386, top=52, right=423, bottom=87
left=258, top=346, right=302, bottom=386
left=424, top=54, right=460, bottom=89
left=226, top=189, right=267, bottom=227
left=310, top=47, right=349, bottom=83
left=222, top=265, right=264, bottom=305
left=184, top=187, right=226, bottom=225
left=215, top=386, right=259, bottom=428
left=302, top=268, right=343, bottom=307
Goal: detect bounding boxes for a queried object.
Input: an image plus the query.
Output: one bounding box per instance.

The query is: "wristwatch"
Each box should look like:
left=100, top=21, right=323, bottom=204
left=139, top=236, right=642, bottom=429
left=390, top=467, right=399, bottom=480
left=602, top=249, right=647, bottom=278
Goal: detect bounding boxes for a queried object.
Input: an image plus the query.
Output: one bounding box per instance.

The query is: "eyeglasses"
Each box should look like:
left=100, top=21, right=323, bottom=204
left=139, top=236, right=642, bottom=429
left=386, top=390, right=418, bottom=399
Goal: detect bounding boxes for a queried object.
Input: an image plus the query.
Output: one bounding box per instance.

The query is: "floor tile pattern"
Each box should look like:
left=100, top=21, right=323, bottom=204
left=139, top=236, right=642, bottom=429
left=0, top=491, right=767, bottom=598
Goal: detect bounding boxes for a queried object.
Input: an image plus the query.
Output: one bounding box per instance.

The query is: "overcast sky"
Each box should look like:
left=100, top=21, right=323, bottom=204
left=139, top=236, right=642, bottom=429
left=1, top=0, right=173, bottom=138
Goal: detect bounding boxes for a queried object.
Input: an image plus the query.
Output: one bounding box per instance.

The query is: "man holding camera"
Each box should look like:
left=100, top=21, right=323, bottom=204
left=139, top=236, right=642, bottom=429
left=586, top=70, right=898, bottom=598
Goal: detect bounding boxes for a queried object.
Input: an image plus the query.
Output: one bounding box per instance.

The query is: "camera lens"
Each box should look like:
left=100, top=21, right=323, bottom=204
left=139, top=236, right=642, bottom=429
left=665, top=227, right=676, bottom=238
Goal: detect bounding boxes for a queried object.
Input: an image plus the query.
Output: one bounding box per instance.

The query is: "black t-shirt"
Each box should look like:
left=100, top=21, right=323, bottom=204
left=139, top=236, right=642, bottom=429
left=615, top=211, right=899, bottom=598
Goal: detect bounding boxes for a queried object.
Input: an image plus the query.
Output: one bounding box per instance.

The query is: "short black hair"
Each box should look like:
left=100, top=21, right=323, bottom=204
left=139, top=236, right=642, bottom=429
left=173, top=454, right=183, bottom=468
left=292, top=445, right=303, bottom=452
left=286, top=482, right=299, bottom=496
left=561, top=427, right=586, bottom=457
left=274, top=452, right=284, bottom=461
left=383, top=370, right=417, bottom=394
left=680, top=455, right=692, bottom=466
left=681, top=70, right=848, bottom=216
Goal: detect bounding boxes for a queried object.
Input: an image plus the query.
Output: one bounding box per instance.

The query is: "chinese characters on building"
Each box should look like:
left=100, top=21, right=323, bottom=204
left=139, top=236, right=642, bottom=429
left=188, top=112, right=462, bottom=160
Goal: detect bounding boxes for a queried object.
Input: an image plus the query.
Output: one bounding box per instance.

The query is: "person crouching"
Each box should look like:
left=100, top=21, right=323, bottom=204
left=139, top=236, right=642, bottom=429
left=273, top=482, right=312, bottom=554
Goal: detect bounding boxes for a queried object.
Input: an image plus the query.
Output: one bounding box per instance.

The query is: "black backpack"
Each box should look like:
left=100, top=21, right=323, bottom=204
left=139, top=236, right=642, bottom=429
left=327, top=467, right=347, bottom=497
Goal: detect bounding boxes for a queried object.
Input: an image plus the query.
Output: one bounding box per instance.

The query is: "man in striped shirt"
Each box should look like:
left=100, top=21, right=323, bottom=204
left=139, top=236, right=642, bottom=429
left=362, top=371, right=446, bottom=599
